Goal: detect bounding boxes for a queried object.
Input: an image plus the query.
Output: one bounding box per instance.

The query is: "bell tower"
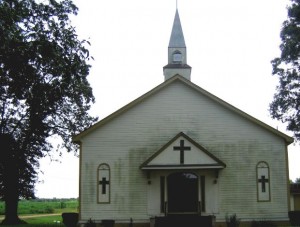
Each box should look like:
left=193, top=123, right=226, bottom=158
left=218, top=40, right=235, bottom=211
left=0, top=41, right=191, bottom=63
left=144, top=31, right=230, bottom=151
left=163, top=9, right=192, bottom=81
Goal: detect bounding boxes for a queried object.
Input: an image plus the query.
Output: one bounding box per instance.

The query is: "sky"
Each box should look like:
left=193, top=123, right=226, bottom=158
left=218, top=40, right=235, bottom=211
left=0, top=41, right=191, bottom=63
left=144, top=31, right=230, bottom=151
left=35, top=0, right=300, bottom=198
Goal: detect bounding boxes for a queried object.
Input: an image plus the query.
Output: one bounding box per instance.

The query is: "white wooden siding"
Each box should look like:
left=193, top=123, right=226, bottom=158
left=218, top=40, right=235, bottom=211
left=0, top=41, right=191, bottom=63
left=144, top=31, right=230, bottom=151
left=79, top=80, right=289, bottom=222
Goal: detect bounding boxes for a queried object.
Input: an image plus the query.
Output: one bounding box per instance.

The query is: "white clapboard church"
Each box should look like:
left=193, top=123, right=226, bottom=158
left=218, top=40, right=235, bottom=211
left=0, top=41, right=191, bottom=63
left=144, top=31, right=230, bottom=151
left=73, top=9, right=294, bottom=227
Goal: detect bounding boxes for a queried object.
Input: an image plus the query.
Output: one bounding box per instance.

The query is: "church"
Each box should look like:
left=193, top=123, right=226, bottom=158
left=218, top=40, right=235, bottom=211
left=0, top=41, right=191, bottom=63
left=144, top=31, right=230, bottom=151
left=73, top=8, right=294, bottom=227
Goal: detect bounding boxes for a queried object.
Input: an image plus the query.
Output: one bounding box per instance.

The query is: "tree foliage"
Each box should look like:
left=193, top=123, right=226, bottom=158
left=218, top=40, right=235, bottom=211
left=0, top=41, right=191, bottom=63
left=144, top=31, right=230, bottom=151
left=0, top=0, right=97, bottom=224
left=270, top=0, right=300, bottom=141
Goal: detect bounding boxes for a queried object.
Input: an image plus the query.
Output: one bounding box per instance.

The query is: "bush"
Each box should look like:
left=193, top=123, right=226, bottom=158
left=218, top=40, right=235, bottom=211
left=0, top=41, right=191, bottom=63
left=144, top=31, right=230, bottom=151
left=289, top=211, right=300, bottom=226
left=44, top=207, right=55, bottom=213
left=85, top=218, right=96, bottom=227
left=62, top=212, right=79, bottom=227
left=225, top=214, right=240, bottom=227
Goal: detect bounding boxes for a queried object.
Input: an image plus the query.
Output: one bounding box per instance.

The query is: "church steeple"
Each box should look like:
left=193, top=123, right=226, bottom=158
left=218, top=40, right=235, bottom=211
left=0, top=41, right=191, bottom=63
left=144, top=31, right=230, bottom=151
left=169, top=10, right=186, bottom=48
left=163, top=9, right=191, bottom=81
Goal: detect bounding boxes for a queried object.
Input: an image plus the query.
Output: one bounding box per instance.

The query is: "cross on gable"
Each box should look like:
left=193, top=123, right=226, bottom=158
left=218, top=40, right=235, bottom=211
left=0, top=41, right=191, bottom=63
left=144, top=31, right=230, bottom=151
left=258, top=175, right=269, bottom=192
left=99, top=177, right=109, bottom=194
left=173, top=139, right=191, bottom=164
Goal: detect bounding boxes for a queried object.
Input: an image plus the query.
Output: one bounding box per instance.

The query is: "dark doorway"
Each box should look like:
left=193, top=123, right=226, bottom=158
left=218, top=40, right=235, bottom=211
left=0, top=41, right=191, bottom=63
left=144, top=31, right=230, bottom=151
left=167, top=172, right=198, bottom=213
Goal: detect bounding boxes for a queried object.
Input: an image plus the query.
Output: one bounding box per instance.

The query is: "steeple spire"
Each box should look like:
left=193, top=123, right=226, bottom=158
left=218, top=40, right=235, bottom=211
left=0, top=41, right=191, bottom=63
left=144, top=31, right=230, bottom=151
left=163, top=9, right=191, bottom=81
left=168, top=9, right=186, bottom=48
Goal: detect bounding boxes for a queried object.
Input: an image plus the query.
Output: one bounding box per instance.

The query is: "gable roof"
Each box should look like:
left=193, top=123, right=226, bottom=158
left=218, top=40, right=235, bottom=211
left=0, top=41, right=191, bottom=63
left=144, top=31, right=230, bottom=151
left=72, top=75, right=294, bottom=145
left=140, top=132, right=226, bottom=170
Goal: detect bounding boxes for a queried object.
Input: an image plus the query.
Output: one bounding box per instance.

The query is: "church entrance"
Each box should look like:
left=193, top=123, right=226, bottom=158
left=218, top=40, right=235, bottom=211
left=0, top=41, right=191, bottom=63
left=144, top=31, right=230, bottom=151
left=167, top=172, right=199, bottom=214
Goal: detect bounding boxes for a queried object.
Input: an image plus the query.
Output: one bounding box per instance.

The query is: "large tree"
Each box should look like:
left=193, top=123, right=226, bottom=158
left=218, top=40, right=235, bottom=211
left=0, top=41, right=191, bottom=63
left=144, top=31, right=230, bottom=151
left=0, top=0, right=97, bottom=224
left=270, top=0, right=300, bottom=141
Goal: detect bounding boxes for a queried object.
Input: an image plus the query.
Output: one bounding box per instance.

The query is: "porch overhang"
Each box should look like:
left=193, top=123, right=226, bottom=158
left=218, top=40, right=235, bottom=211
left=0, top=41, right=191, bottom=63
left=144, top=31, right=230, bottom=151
left=141, top=164, right=225, bottom=170
left=140, top=132, right=226, bottom=171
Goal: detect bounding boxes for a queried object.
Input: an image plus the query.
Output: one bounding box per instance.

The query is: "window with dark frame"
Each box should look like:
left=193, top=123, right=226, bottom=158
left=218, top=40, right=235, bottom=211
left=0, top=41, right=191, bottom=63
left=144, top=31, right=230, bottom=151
left=98, top=163, right=110, bottom=203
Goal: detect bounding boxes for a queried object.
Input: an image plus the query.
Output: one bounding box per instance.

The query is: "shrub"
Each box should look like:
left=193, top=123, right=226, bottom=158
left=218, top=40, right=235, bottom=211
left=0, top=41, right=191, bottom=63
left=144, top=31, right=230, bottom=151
left=60, top=202, right=67, bottom=209
left=62, top=212, right=79, bottom=227
left=44, top=207, right=55, bottom=214
left=225, top=214, right=240, bottom=227
left=289, top=211, right=300, bottom=226
left=85, top=218, right=96, bottom=227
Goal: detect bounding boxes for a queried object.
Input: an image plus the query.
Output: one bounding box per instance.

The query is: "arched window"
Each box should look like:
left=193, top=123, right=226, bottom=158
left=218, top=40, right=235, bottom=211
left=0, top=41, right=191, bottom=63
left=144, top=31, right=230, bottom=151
left=172, top=51, right=182, bottom=63
left=257, top=161, right=270, bottom=202
left=98, top=163, right=110, bottom=203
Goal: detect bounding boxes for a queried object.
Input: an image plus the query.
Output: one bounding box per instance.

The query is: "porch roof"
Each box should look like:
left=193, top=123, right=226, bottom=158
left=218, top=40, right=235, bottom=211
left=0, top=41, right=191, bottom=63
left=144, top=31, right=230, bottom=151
left=141, top=164, right=225, bottom=170
left=140, top=132, right=226, bottom=171
left=291, top=183, right=300, bottom=194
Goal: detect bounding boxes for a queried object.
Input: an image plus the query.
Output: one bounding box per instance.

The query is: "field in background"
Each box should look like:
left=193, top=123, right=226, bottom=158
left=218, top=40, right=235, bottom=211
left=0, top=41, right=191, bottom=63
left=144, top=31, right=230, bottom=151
left=0, top=198, right=78, bottom=225
left=0, top=198, right=78, bottom=215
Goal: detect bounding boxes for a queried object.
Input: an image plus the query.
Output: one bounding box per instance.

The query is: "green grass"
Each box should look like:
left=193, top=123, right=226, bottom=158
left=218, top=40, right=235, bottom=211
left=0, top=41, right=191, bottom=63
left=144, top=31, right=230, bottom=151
left=0, top=199, right=78, bottom=215
left=0, top=199, right=78, bottom=226
left=0, top=225, right=63, bottom=227
left=24, top=215, right=63, bottom=224
left=0, top=215, right=65, bottom=226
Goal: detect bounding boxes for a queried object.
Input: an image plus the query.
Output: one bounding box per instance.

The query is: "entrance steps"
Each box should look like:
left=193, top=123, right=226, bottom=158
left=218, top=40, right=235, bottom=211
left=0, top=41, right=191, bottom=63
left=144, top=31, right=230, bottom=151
left=154, top=215, right=215, bottom=227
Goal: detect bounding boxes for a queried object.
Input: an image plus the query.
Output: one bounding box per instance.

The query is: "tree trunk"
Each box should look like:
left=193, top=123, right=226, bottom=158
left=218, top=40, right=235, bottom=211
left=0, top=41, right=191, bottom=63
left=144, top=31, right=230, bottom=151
left=1, top=196, right=24, bottom=225
left=0, top=134, right=25, bottom=225
left=1, top=171, right=25, bottom=225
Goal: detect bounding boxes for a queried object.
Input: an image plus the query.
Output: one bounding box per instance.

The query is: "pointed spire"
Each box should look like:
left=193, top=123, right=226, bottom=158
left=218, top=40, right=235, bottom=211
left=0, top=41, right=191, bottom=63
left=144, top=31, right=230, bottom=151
left=168, top=9, right=186, bottom=48
left=163, top=9, right=191, bottom=81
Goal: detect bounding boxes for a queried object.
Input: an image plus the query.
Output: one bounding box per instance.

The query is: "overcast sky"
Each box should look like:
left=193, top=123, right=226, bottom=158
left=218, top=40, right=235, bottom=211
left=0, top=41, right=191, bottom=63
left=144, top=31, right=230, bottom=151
left=35, top=0, right=300, bottom=198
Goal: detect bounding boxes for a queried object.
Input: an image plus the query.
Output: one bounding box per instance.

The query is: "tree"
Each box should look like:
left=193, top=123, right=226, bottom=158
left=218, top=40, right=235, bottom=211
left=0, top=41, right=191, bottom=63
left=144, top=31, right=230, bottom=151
left=0, top=0, right=98, bottom=224
left=270, top=0, right=300, bottom=141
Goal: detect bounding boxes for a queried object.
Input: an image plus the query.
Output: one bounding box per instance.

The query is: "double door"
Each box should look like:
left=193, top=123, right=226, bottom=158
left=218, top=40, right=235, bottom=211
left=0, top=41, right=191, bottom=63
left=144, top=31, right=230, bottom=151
left=166, top=172, right=204, bottom=214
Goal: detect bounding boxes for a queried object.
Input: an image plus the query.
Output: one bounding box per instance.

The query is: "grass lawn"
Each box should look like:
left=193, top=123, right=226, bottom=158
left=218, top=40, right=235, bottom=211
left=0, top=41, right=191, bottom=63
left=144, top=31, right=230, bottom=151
left=0, top=199, right=78, bottom=226
left=0, top=214, right=64, bottom=226
left=23, top=214, right=63, bottom=224
left=0, top=224, right=64, bottom=227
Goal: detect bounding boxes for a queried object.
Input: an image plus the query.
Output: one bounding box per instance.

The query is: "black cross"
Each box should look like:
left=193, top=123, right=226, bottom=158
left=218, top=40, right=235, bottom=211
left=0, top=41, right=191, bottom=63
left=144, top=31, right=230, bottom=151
left=258, top=175, right=269, bottom=192
left=173, top=140, right=191, bottom=164
left=99, top=177, right=109, bottom=194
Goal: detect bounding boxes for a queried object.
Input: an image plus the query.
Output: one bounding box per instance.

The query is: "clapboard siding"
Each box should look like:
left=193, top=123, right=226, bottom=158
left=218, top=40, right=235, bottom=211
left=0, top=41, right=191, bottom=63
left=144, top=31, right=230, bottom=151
left=79, top=79, right=290, bottom=222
